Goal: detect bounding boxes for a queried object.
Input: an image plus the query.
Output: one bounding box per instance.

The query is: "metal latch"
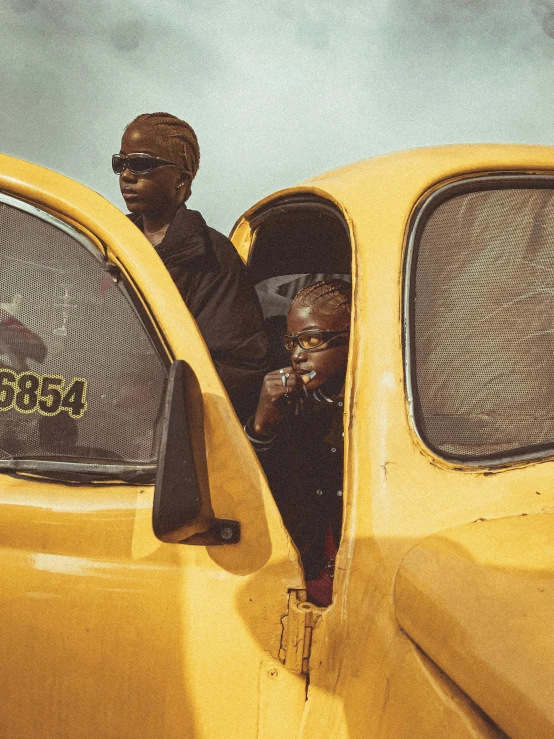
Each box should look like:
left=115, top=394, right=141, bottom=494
left=279, top=590, right=322, bottom=674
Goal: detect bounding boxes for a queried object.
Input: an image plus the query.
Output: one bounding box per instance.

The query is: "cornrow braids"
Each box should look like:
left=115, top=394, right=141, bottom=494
left=126, top=112, right=200, bottom=201
left=292, top=279, right=352, bottom=324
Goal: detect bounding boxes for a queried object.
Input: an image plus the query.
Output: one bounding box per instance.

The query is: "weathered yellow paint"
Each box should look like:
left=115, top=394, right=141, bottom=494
left=396, top=514, right=554, bottom=738
left=2, top=145, right=554, bottom=736
left=0, top=154, right=306, bottom=739
left=233, top=144, right=554, bottom=738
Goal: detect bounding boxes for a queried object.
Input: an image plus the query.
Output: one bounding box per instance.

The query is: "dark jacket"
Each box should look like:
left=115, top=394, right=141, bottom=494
left=246, top=389, right=344, bottom=580
left=128, top=206, right=269, bottom=420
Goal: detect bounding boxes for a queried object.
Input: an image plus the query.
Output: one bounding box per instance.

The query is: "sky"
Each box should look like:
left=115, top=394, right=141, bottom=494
left=2, top=0, right=554, bottom=233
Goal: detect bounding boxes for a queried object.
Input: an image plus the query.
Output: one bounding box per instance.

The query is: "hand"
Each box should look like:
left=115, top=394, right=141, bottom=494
left=252, top=367, right=304, bottom=435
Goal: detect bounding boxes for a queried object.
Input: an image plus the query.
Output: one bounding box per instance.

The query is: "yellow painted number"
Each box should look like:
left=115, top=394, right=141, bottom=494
left=0, top=371, right=87, bottom=418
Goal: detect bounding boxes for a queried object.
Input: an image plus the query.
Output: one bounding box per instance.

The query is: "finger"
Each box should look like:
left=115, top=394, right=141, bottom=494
left=263, top=367, right=294, bottom=383
left=275, top=374, right=299, bottom=397
left=300, top=370, right=317, bottom=385
left=281, top=378, right=302, bottom=402
left=263, top=379, right=295, bottom=400
left=286, top=373, right=303, bottom=391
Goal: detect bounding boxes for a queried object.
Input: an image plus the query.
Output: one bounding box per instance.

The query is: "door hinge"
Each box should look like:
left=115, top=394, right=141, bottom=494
left=279, top=590, right=322, bottom=674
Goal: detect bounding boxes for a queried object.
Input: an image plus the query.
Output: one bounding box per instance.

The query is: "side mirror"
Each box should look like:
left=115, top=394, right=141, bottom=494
left=153, top=360, right=240, bottom=545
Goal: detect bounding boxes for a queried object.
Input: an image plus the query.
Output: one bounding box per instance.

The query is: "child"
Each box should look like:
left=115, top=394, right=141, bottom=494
left=245, top=279, right=351, bottom=606
left=113, top=112, right=268, bottom=421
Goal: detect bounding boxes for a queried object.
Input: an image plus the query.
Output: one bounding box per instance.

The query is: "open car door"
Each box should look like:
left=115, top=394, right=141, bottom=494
left=0, top=157, right=308, bottom=739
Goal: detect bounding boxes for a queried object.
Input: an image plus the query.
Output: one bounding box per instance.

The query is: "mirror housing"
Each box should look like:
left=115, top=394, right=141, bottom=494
left=153, top=360, right=240, bottom=545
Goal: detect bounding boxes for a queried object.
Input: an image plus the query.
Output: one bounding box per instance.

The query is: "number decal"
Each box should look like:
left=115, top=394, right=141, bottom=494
left=16, top=373, right=40, bottom=412
left=0, top=370, right=16, bottom=410
left=38, top=376, right=63, bottom=414
left=61, top=380, right=87, bottom=418
left=0, top=371, right=88, bottom=418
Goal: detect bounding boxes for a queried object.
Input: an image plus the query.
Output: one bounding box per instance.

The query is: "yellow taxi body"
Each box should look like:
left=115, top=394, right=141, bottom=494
left=0, top=145, right=553, bottom=738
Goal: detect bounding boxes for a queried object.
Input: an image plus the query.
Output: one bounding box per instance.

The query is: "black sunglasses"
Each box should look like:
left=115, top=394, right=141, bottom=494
left=283, top=329, right=349, bottom=352
left=112, top=153, right=185, bottom=176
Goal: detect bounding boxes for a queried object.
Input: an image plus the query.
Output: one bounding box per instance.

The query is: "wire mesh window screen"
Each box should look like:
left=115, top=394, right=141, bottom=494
left=413, top=186, right=554, bottom=460
left=0, top=201, right=167, bottom=464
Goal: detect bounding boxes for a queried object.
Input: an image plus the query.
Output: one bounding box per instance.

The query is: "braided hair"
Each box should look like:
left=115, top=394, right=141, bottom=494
left=125, top=112, right=200, bottom=201
left=291, top=279, right=352, bottom=327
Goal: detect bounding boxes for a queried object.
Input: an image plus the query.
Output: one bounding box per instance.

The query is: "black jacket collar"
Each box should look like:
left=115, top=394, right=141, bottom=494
left=127, top=205, right=214, bottom=268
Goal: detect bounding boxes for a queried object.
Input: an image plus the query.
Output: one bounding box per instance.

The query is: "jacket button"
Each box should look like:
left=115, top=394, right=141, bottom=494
left=337, top=490, right=343, bottom=497
left=316, top=489, right=323, bottom=496
left=338, top=401, right=343, bottom=407
left=331, top=447, right=336, bottom=453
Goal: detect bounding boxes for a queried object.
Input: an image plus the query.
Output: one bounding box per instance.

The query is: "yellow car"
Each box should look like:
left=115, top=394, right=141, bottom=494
left=0, top=144, right=552, bottom=738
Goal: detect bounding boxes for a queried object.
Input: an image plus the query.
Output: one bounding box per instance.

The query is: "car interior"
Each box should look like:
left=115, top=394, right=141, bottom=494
left=247, top=194, right=352, bottom=370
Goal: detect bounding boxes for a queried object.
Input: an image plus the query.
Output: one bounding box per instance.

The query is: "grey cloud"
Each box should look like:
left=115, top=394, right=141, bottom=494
left=110, top=21, right=145, bottom=53
left=1, top=0, right=554, bottom=233
left=542, top=13, right=554, bottom=38
left=8, top=0, right=39, bottom=13
left=530, top=0, right=554, bottom=38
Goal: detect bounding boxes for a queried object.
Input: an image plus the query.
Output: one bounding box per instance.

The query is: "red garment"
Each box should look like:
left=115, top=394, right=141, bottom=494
left=305, top=523, right=338, bottom=607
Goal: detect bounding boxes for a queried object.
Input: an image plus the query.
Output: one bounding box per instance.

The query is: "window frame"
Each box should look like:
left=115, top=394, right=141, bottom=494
left=0, top=192, right=169, bottom=481
left=404, top=172, right=554, bottom=469
left=246, top=193, right=352, bottom=285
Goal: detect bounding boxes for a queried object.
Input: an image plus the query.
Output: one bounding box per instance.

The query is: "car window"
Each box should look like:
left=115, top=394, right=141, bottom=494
left=0, top=195, right=167, bottom=468
left=409, top=182, right=554, bottom=462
